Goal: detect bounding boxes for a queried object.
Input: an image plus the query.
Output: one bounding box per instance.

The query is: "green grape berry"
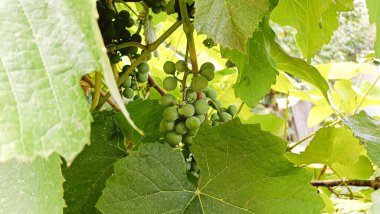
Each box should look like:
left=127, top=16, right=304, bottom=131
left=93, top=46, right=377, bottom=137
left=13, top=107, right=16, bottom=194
left=200, top=62, right=215, bottom=71
left=119, top=28, right=131, bottom=41
left=161, top=94, right=175, bottom=107
left=137, top=62, right=150, bottom=74
left=175, top=60, right=188, bottom=72
left=213, top=100, right=222, bottom=109
left=220, top=112, right=232, bottom=122
left=163, top=76, right=177, bottom=91
left=160, top=119, right=175, bottom=132
left=210, top=113, right=219, bottom=121
left=113, top=17, right=127, bottom=31
left=201, top=68, right=215, bottom=81
left=110, top=54, right=121, bottom=64
left=166, top=131, right=182, bottom=146
left=195, top=114, right=205, bottom=123
left=227, top=105, right=238, bottom=116
left=163, top=106, right=178, bottom=121
left=123, top=88, right=134, bottom=99
left=121, top=76, right=132, bottom=88
left=187, top=128, right=198, bottom=136
left=125, top=18, right=135, bottom=28
left=103, top=26, right=118, bottom=39
left=131, top=34, right=142, bottom=43
left=185, top=116, right=201, bottom=130
left=183, top=134, right=193, bottom=145
left=212, top=120, right=220, bottom=126
left=186, top=89, right=197, bottom=103
left=103, top=8, right=116, bottom=21
left=118, top=10, right=130, bottom=20
left=205, top=88, right=217, bottom=100
left=175, top=122, right=188, bottom=135
left=152, top=6, right=162, bottom=14
left=179, top=104, right=195, bottom=117
left=194, top=99, right=209, bottom=115
left=191, top=75, right=208, bottom=92
left=163, top=61, right=176, bottom=75
left=137, top=72, right=148, bottom=83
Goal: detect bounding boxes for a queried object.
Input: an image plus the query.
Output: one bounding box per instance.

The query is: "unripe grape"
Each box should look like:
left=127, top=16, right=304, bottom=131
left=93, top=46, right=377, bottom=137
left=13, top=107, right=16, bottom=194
left=118, top=10, right=130, bottom=19
left=175, top=60, right=188, bottom=72
left=195, top=114, right=205, bottom=123
left=123, top=88, right=134, bottom=99
left=113, top=17, right=127, bottom=31
left=163, top=61, right=176, bottom=75
left=183, top=135, right=193, bottom=145
left=160, top=119, right=175, bottom=132
left=103, top=26, right=118, bottom=39
left=204, top=88, right=217, bottom=100
left=227, top=105, right=238, bottom=116
left=213, top=100, right=222, bottom=109
left=179, top=104, right=195, bottom=117
left=200, top=62, right=215, bottom=71
left=166, top=131, right=182, bottom=146
left=122, top=64, right=131, bottom=73
left=191, top=75, right=208, bottom=92
left=201, top=68, right=215, bottom=81
left=137, top=72, right=148, bottom=83
left=212, top=120, right=220, bottom=126
left=220, top=112, right=232, bottom=122
left=121, top=76, right=132, bottom=88
left=163, top=106, right=178, bottom=121
left=163, top=76, right=177, bottom=91
left=187, top=128, right=198, bottom=136
left=194, top=99, right=209, bottom=115
left=103, top=9, right=116, bottom=22
left=138, top=62, right=150, bottom=74
left=210, top=113, right=219, bottom=120
left=119, top=28, right=131, bottom=41
left=131, top=34, right=142, bottom=43
left=161, top=94, right=175, bottom=107
left=110, top=54, right=121, bottom=64
left=185, top=117, right=201, bottom=130
left=186, top=89, right=197, bottom=103
left=175, top=122, right=188, bottom=135
left=125, top=18, right=135, bottom=28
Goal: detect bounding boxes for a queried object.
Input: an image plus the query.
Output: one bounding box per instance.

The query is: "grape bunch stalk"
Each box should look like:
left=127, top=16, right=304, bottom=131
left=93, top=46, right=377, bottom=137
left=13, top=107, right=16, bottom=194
left=159, top=60, right=237, bottom=147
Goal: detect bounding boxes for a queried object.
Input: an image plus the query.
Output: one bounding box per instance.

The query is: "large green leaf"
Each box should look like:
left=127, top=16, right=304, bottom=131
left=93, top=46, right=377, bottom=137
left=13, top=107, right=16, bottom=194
left=367, top=0, right=380, bottom=58
left=271, top=0, right=353, bottom=59
left=114, top=99, right=164, bottom=149
left=286, top=127, right=363, bottom=165
left=63, top=111, right=126, bottom=214
left=222, top=19, right=278, bottom=106
left=343, top=111, right=380, bottom=166
left=333, top=155, right=374, bottom=179
left=0, top=0, right=109, bottom=162
left=97, top=119, right=324, bottom=213
left=194, top=0, right=274, bottom=51
left=0, top=154, right=64, bottom=213
left=271, top=42, right=329, bottom=100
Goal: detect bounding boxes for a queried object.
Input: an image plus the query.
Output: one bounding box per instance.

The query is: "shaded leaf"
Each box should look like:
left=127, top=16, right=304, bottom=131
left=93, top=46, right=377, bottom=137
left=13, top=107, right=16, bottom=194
left=63, top=111, right=126, bottom=214
left=114, top=99, right=164, bottom=149
left=0, top=154, right=64, bottom=213
left=286, top=127, right=363, bottom=165
left=194, top=0, right=273, bottom=51
left=97, top=119, right=324, bottom=213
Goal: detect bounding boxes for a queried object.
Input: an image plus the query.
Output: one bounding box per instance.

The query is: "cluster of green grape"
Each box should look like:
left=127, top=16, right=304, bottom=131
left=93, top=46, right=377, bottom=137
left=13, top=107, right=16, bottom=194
left=120, top=62, right=150, bottom=99
left=159, top=60, right=237, bottom=147
left=143, top=0, right=166, bottom=14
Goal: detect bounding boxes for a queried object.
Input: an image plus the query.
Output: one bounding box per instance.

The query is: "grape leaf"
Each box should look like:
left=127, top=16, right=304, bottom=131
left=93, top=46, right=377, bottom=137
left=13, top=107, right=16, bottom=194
left=63, top=111, right=126, bottom=214
left=194, top=0, right=274, bottom=51
left=97, top=119, right=324, bottom=213
left=0, top=154, right=64, bottom=213
left=0, top=0, right=111, bottom=162
left=114, top=99, right=164, bottom=149
left=367, top=0, right=380, bottom=58
left=222, top=19, right=278, bottom=106
left=370, top=190, right=380, bottom=214
left=270, top=42, right=329, bottom=100
left=271, top=0, right=353, bottom=59
left=286, top=127, right=363, bottom=165
left=343, top=111, right=380, bottom=166
left=333, top=155, right=374, bottom=179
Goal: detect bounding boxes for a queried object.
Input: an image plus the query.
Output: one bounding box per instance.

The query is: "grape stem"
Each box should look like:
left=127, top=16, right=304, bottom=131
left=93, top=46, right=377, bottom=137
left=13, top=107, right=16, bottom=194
left=311, top=178, right=380, bottom=190
left=178, top=0, right=198, bottom=75
left=82, top=75, right=120, bottom=110
left=96, top=20, right=183, bottom=110
left=91, top=72, right=102, bottom=111
left=107, top=42, right=147, bottom=52
left=147, top=74, right=166, bottom=96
